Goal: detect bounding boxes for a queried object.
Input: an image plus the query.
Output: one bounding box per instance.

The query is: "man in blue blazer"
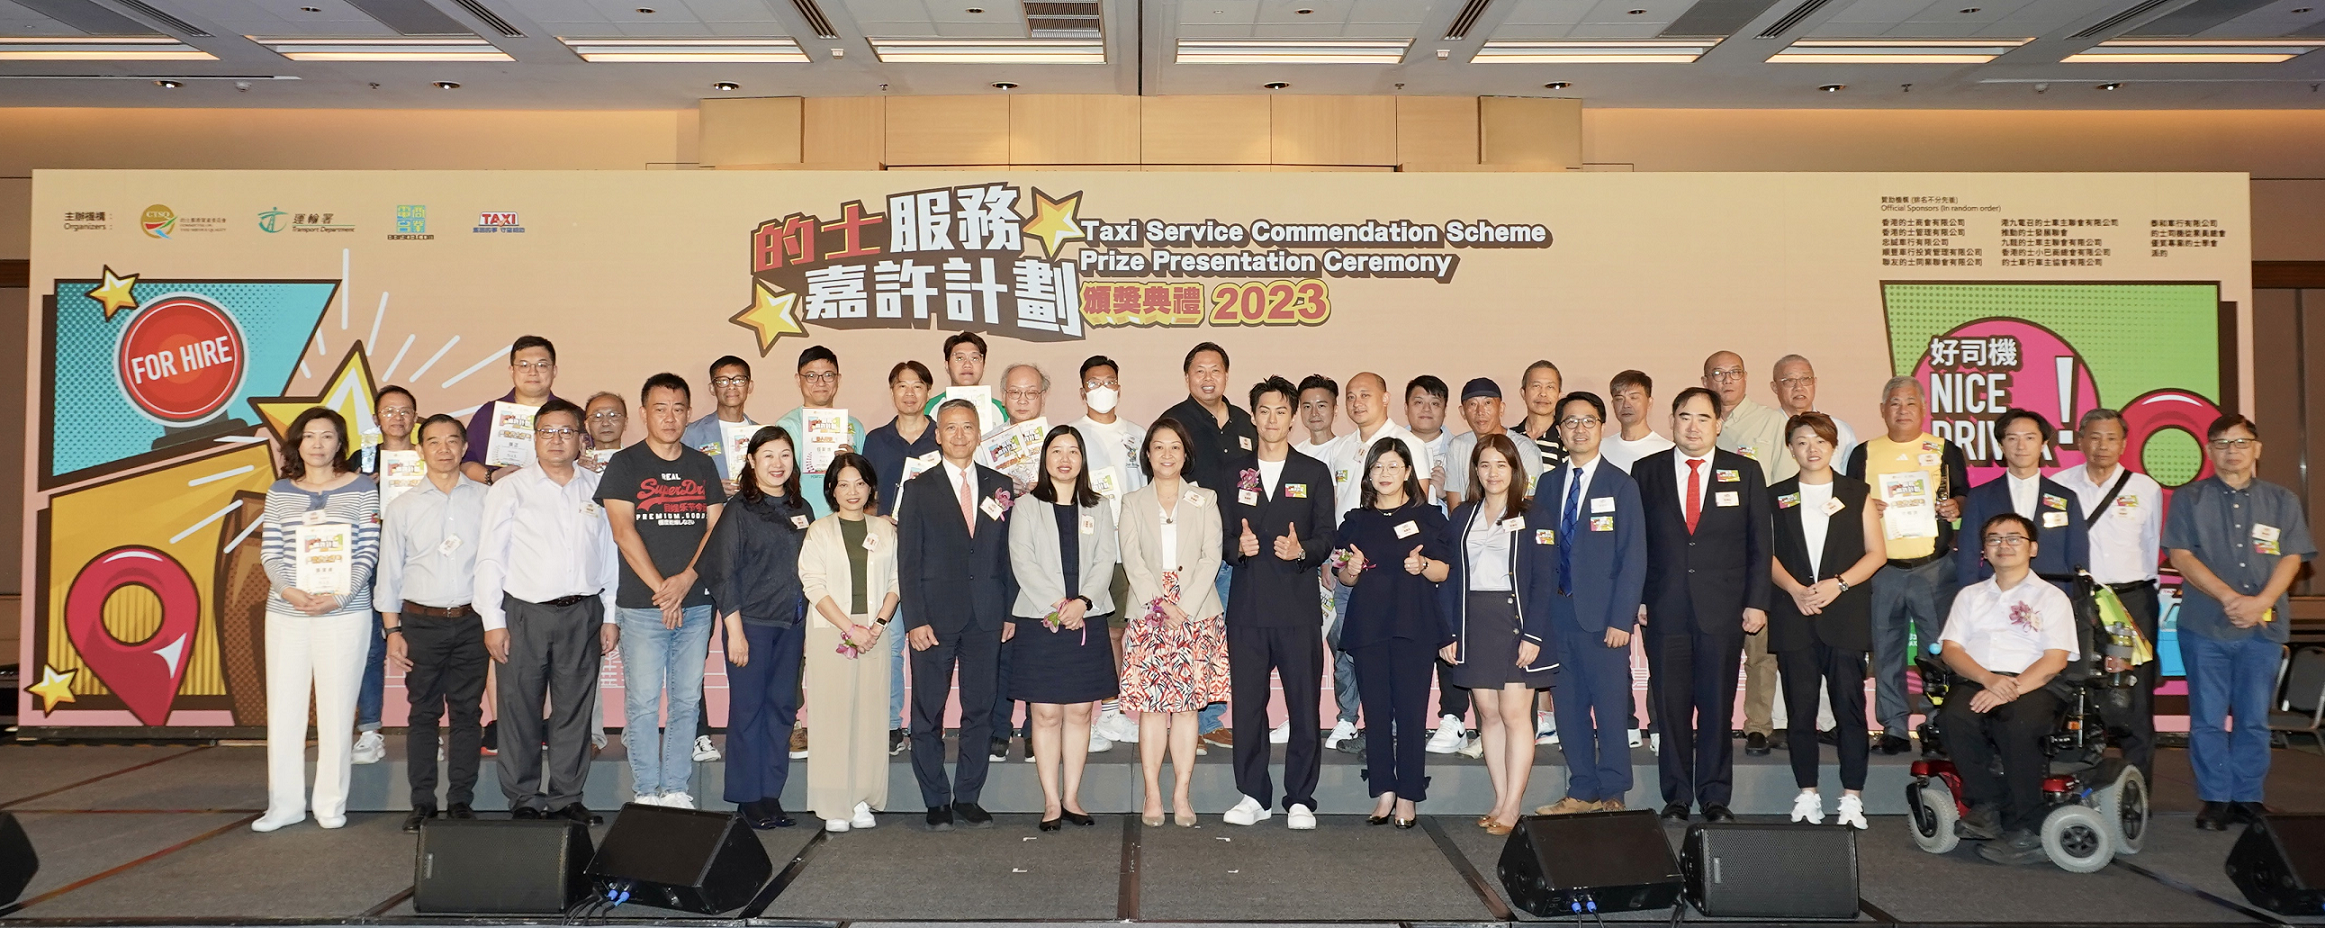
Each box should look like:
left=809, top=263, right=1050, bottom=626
left=897, top=399, right=1017, bottom=831
left=1522, top=392, right=1647, bottom=814
left=1955, top=408, right=2090, bottom=593
left=1633, top=387, right=1773, bottom=823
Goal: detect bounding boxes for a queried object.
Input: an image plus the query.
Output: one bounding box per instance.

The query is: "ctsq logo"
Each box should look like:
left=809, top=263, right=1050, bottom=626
left=116, top=295, right=246, bottom=423
left=141, top=204, right=177, bottom=239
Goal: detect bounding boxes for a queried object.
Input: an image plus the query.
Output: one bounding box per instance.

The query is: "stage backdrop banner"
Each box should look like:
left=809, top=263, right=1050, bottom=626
left=20, top=170, right=2249, bottom=734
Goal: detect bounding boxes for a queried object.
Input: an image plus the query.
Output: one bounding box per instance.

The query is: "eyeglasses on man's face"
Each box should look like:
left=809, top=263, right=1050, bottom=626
left=1983, top=533, right=2031, bottom=549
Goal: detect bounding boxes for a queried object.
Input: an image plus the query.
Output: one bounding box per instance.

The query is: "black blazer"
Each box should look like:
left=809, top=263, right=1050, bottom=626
left=1767, top=476, right=1874, bottom=653
left=1437, top=500, right=1552, bottom=670
left=897, top=462, right=1016, bottom=634
left=1634, top=448, right=1774, bottom=637
left=1219, top=450, right=1337, bottom=629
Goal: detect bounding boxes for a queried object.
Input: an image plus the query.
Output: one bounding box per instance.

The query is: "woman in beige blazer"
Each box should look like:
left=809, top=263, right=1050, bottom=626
left=796, top=453, right=899, bottom=834
left=1117, top=418, right=1228, bottom=827
left=1007, top=425, right=1122, bottom=831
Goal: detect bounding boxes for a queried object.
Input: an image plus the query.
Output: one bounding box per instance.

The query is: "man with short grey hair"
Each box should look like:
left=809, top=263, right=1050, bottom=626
left=2054, top=407, right=2164, bottom=778
left=1705, top=351, right=1785, bottom=756
left=1843, top=376, right=1968, bottom=756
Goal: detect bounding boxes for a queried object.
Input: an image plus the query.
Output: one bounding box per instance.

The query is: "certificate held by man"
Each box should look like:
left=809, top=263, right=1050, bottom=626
left=378, top=449, right=425, bottom=509
left=484, top=400, right=539, bottom=468
left=978, top=416, right=1048, bottom=492
left=802, top=408, right=851, bottom=475
left=1879, top=470, right=1940, bottom=540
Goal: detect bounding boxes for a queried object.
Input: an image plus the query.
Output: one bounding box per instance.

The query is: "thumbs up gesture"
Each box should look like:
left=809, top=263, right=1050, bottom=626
left=1404, top=544, right=1429, bottom=575
left=1274, top=521, right=1302, bottom=561
left=1239, top=518, right=1261, bottom=558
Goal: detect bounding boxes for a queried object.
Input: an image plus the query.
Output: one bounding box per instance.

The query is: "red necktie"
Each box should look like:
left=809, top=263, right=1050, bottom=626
left=1685, top=458, right=1703, bottom=535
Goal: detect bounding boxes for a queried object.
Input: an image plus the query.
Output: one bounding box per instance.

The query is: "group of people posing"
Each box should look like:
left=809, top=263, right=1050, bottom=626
left=248, top=331, right=2311, bottom=859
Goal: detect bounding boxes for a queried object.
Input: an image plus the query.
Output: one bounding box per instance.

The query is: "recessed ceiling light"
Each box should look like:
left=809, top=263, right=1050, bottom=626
left=433, top=80, right=460, bottom=89
left=1296, top=7, right=1314, bottom=13
left=635, top=7, right=654, bottom=13
left=1959, top=6, right=1980, bottom=12
left=1263, top=80, right=1289, bottom=88
left=2097, top=82, right=2120, bottom=90
left=1819, top=83, right=1844, bottom=91
left=300, top=5, right=320, bottom=11
left=154, top=79, right=180, bottom=88
left=711, top=80, right=740, bottom=90
left=2296, top=6, right=2314, bottom=11
left=1627, top=8, right=1645, bottom=13
left=990, top=80, right=1017, bottom=88
left=1544, top=80, right=1571, bottom=88
left=966, top=6, right=983, bottom=11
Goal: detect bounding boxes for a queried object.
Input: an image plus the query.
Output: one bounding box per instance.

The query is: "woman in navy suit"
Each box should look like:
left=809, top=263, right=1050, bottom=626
left=1333, top=437, right=1451, bottom=828
left=1767, top=412, right=1885, bottom=830
left=1438, top=433, right=1554, bottom=835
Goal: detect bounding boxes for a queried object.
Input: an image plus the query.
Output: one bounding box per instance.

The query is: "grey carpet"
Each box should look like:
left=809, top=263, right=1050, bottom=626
left=0, top=745, right=206, bottom=808
left=2, top=811, right=246, bottom=903
left=761, top=813, right=1122, bottom=921
left=1137, top=816, right=1493, bottom=921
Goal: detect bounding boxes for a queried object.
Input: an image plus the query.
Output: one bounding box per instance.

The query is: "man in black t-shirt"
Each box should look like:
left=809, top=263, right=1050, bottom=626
left=1158, top=341, right=1252, bottom=745
left=595, top=372, right=728, bottom=809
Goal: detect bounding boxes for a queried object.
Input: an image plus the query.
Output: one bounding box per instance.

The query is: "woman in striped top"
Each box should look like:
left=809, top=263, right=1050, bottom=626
left=254, top=407, right=382, bottom=833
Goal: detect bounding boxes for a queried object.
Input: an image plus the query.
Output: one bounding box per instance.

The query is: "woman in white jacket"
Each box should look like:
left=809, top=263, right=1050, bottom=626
left=796, top=453, right=898, bottom=833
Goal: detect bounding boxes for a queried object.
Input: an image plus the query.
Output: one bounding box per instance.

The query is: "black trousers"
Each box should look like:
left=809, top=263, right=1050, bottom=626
left=404, top=608, right=488, bottom=809
left=1941, top=679, right=2063, bottom=833
left=2108, top=582, right=2161, bottom=778
left=1777, top=642, right=1869, bottom=791
left=909, top=623, right=1001, bottom=808
left=1435, top=661, right=1470, bottom=719
left=1647, top=626, right=1743, bottom=808
left=495, top=596, right=604, bottom=811
left=1351, top=639, right=1434, bottom=801
left=1229, top=623, right=1324, bottom=811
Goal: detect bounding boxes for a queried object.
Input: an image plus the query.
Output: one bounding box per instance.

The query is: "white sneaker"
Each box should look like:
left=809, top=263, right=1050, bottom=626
left=1651, top=732, right=1662, bottom=753
left=824, top=819, right=851, bottom=833
left=1789, top=790, right=1826, bottom=824
left=1096, top=708, right=1140, bottom=743
left=1456, top=733, right=1484, bottom=759
left=1286, top=803, right=1317, bottom=830
left=251, top=811, right=305, bottom=833
left=1326, top=720, right=1359, bottom=750
left=662, top=792, right=696, bottom=810
left=592, top=732, right=608, bottom=752
left=1627, top=728, right=1644, bottom=748
left=317, top=814, right=347, bottom=829
left=1425, top=714, right=1466, bottom=754
left=631, top=793, right=665, bottom=807
left=1835, top=794, right=1868, bottom=830
left=692, top=735, right=720, bottom=762
left=1270, top=721, right=1291, bottom=744
left=1088, top=728, right=1113, bottom=753
left=1222, top=795, right=1272, bottom=826
left=851, top=801, right=877, bottom=829
left=1535, top=712, right=1558, bottom=746
left=351, top=731, right=386, bottom=764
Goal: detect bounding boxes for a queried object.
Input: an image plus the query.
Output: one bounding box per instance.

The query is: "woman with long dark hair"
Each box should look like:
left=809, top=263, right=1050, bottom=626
left=255, top=407, right=381, bottom=832
left=711, top=426, right=812, bottom=829
left=1437, top=433, right=1553, bottom=835
left=1117, top=416, right=1227, bottom=826
left=797, top=452, right=897, bottom=833
left=1006, top=425, right=1122, bottom=831
left=1332, top=437, right=1451, bottom=828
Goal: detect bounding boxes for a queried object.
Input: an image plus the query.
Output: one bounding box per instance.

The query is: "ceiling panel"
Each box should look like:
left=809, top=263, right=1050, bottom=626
left=173, top=0, right=399, bottom=36
left=0, top=1, right=81, bottom=36
left=2200, top=0, right=2325, bottom=36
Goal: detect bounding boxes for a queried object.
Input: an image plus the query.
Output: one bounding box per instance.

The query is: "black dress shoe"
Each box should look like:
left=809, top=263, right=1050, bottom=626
left=511, top=806, right=544, bottom=820
left=556, top=803, right=602, bottom=826
left=1744, top=732, right=1770, bottom=756
left=761, top=800, right=796, bottom=828
left=925, top=807, right=954, bottom=831
left=1393, top=817, right=1418, bottom=830
left=1819, top=729, right=1840, bottom=746
left=2232, top=801, right=2270, bottom=826
left=1367, top=813, right=1391, bottom=825
left=1878, top=734, right=1911, bottom=755
left=954, top=802, right=994, bottom=827
left=2196, top=801, right=2229, bottom=831
left=1700, top=804, right=1735, bottom=823
left=988, top=738, right=1011, bottom=762
left=1659, top=802, right=1690, bottom=822
left=1039, top=817, right=1063, bottom=832
left=1976, top=829, right=2048, bottom=866
left=1061, top=810, right=1096, bottom=827
left=403, top=808, right=436, bottom=833
left=890, top=728, right=908, bottom=756
left=446, top=803, right=475, bottom=820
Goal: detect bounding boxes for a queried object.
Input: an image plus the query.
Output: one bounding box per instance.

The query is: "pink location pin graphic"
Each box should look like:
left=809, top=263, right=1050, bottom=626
left=64, top=546, right=201, bottom=726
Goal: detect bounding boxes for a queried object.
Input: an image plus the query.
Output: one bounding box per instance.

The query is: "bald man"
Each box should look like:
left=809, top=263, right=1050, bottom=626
left=1703, top=351, right=1785, bottom=756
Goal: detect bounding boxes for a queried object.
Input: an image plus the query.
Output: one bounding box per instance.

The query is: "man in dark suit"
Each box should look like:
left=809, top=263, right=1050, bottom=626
left=1523, top=392, right=1647, bottom=814
left=1219, top=376, right=1338, bottom=829
left=1955, top=408, right=2090, bottom=594
left=1634, top=387, right=1773, bottom=823
left=898, top=399, right=1017, bottom=830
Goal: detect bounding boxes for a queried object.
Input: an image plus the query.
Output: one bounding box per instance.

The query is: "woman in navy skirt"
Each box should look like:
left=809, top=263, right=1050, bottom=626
left=1332, top=437, right=1451, bottom=828
left=1008, top=425, right=1122, bottom=831
left=1438, top=433, right=1555, bottom=835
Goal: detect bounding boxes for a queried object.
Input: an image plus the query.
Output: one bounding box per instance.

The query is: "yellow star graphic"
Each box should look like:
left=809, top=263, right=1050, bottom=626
left=249, top=344, right=380, bottom=448
left=730, top=282, right=804, bottom=356
left=1022, top=187, right=1087, bottom=259
left=28, top=664, right=77, bottom=713
left=87, top=265, right=140, bottom=320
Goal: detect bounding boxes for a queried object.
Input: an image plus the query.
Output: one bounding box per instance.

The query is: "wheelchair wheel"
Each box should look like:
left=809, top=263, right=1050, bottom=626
left=2093, top=765, right=2148, bottom=856
left=2041, top=805, right=2116, bottom=873
left=1910, top=781, right=1960, bottom=854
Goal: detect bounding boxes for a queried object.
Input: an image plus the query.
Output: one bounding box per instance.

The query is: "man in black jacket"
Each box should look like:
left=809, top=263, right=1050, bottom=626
left=897, top=399, right=1017, bottom=830
left=1218, top=376, right=1336, bottom=830
left=1634, top=387, right=1773, bottom=823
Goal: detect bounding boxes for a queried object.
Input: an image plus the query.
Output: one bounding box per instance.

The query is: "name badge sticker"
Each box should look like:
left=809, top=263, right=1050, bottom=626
left=2042, top=511, right=2069, bottom=529
left=1715, top=491, right=1739, bottom=507
left=300, top=509, right=329, bottom=526
left=1499, top=517, right=1526, bottom=532
left=1778, top=493, right=1801, bottom=509
left=1822, top=497, right=1847, bottom=517
left=1714, top=469, right=1741, bottom=483
left=1590, top=496, right=1615, bottom=513
left=791, top=514, right=811, bottom=530
left=1184, top=490, right=1206, bottom=506
left=1917, top=452, right=1941, bottom=468
left=980, top=498, right=1005, bottom=520
left=1285, top=483, right=1307, bottom=499
left=1081, top=513, right=1096, bottom=535
left=1535, top=529, right=1556, bottom=545
left=1238, top=489, right=1259, bottom=507
left=582, top=502, right=600, bottom=516
left=863, top=532, right=879, bottom=551
left=1589, top=515, right=1614, bottom=532
left=1394, top=520, right=1420, bottom=539
left=438, top=535, right=463, bottom=556
left=1239, top=436, right=1253, bottom=450
left=2255, top=523, right=2284, bottom=555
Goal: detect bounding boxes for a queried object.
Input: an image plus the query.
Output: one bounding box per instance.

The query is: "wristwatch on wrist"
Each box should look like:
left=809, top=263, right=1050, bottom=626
left=384, top=626, right=404, bottom=635
left=1072, top=595, right=1094, bottom=609
left=1834, top=577, right=1851, bottom=593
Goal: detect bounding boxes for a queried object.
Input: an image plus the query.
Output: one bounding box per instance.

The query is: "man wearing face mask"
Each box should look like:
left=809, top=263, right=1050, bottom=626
left=1071, top=355, right=1148, bottom=747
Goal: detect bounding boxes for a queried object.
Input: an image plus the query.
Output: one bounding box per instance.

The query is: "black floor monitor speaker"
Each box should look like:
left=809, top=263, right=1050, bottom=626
left=586, top=804, right=772, bottom=915
left=1497, top=810, right=1683, bottom=917
left=413, top=818, right=592, bottom=915
left=1681, top=822, right=1860, bottom=919
left=0, top=813, right=39, bottom=905
left=2227, top=813, right=2325, bottom=916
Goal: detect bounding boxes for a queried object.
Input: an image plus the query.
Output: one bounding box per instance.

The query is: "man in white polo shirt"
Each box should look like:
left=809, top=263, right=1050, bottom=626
left=1937, top=511, right=2080, bottom=866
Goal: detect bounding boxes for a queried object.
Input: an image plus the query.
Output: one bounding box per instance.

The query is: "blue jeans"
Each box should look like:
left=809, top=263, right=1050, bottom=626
left=2182, top=632, right=2279, bottom=802
left=617, top=604, right=714, bottom=798
left=1197, top=566, right=1232, bottom=735
left=1326, top=583, right=1361, bottom=726
left=357, top=610, right=387, bottom=731
left=889, top=606, right=909, bottom=730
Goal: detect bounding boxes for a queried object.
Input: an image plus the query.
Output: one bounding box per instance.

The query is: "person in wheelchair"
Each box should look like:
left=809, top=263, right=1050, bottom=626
left=1937, top=512, right=2080, bottom=866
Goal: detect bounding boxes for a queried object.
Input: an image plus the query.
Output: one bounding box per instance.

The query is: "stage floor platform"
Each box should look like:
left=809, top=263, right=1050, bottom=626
left=1, top=739, right=2323, bottom=926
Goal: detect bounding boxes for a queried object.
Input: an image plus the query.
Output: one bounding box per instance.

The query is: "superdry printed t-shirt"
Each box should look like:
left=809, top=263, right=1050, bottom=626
left=594, top=443, right=728, bottom=609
